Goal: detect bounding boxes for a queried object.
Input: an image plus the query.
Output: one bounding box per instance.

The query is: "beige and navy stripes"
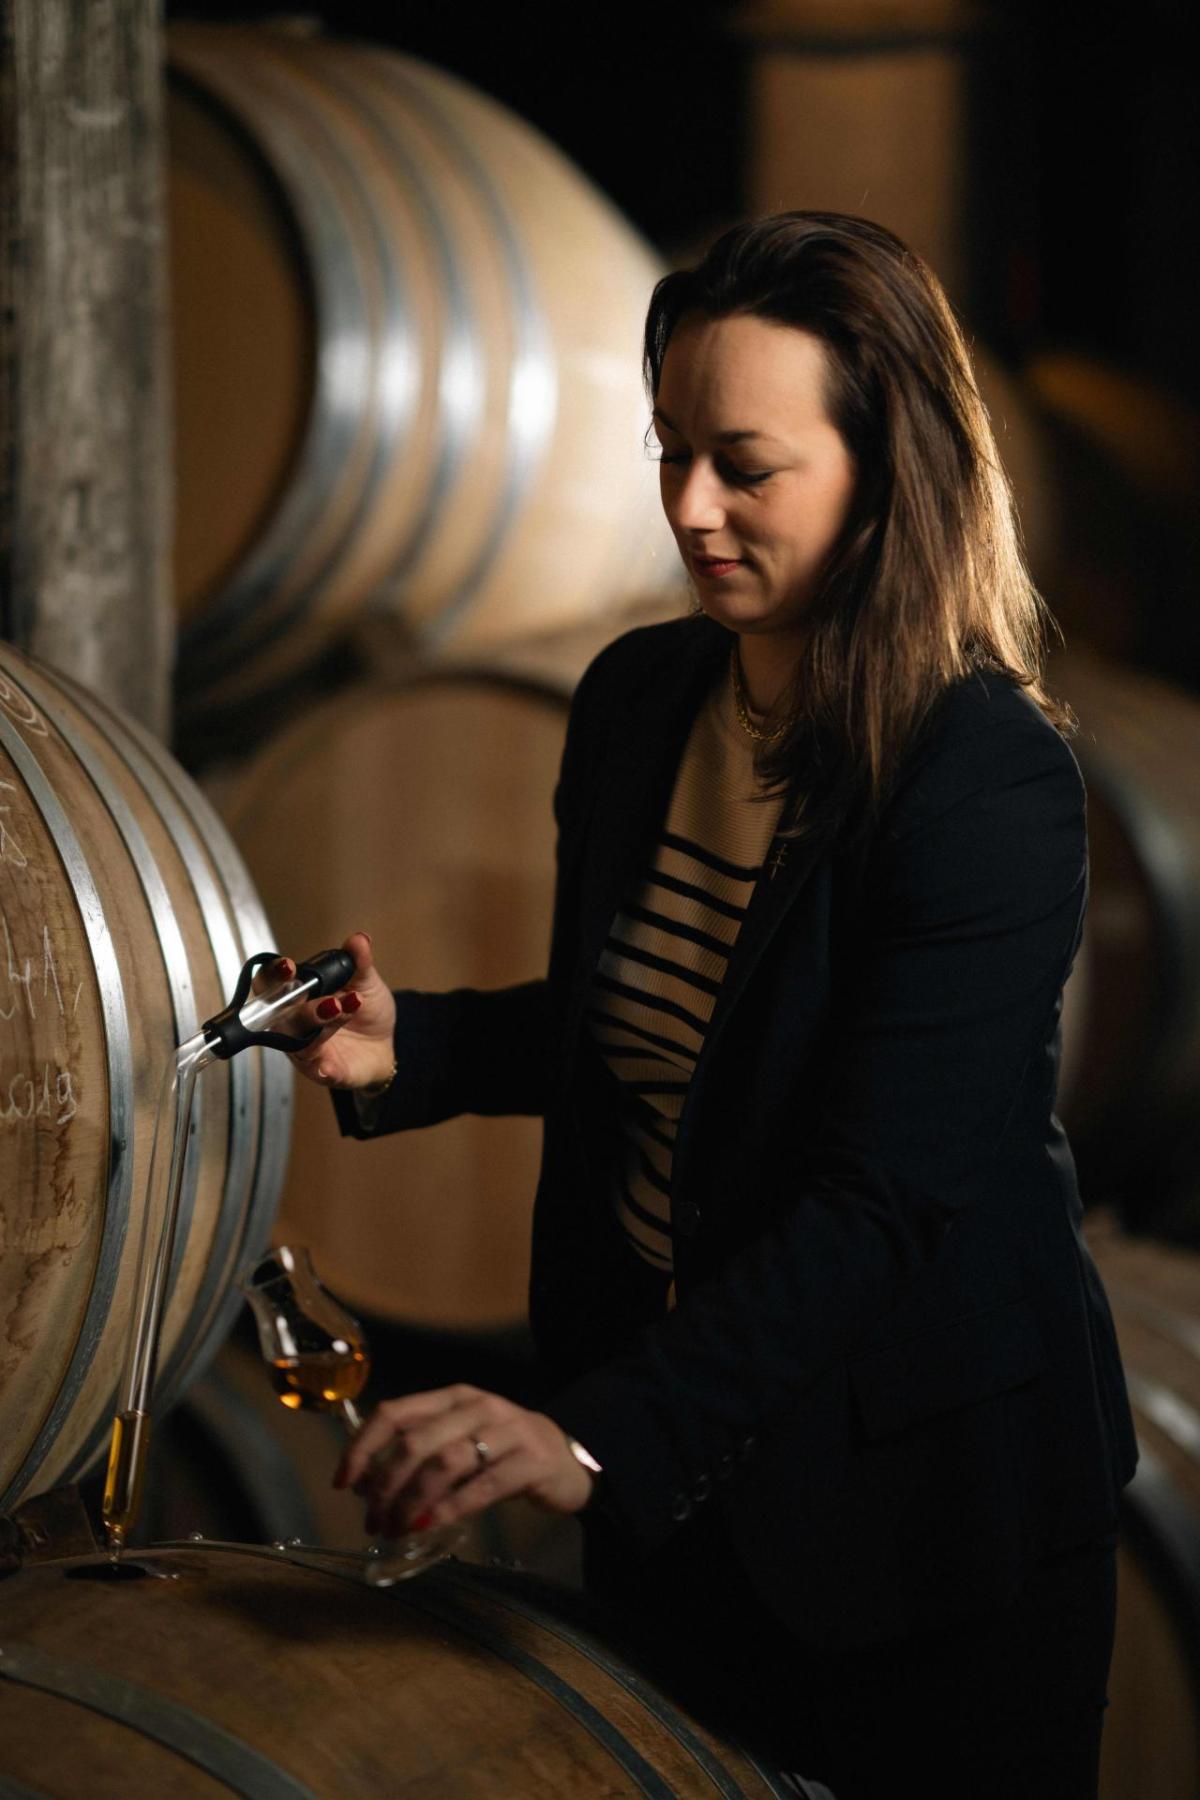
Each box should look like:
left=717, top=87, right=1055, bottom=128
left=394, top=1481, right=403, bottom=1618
left=586, top=669, right=786, bottom=1279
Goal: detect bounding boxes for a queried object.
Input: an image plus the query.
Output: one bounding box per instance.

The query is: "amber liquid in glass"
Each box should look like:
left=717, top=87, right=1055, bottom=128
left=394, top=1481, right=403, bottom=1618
left=269, top=1347, right=369, bottom=1413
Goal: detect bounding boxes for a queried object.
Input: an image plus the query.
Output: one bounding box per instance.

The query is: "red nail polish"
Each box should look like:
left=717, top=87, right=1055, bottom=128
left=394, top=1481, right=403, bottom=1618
left=341, top=991, right=362, bottom=1014
left=412, top=1511, right=434, bottom=1532
left=316, top=997, right=339, bottom=1021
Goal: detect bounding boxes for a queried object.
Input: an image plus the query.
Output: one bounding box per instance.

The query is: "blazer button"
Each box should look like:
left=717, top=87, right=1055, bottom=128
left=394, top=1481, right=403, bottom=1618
left=675, top=1201, right=701, bottom=1238
left=670, top=1490, right=693, bottom=1523
left=738, top=1434, right=757, bottom=1461
left=716, top=1452, right=736, bottom=1481
left=693, top=1474, right=711, bottom=1503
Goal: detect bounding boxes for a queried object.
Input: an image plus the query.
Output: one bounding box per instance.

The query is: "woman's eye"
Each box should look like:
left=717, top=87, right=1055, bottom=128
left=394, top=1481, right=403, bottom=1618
left=715, top=458, right=773, bottom=485
left=652, top=450, right=773, bottom=486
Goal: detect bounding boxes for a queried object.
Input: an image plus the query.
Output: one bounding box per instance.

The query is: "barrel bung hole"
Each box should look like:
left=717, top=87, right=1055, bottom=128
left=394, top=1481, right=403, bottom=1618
left=65, top=1560, right=154, bottom=1583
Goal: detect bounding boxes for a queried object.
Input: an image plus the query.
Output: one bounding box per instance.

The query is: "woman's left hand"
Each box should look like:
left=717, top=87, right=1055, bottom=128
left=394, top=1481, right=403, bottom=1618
left=333, top=1384, right=595, bottom=1537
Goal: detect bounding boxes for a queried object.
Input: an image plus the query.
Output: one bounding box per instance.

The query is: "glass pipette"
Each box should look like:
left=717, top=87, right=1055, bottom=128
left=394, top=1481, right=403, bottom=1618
left=101, top=949, right=354, bottom=1557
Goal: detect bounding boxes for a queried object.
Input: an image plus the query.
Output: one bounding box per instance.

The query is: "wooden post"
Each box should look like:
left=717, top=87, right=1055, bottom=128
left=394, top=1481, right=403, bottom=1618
left=0, top=0, right=172, bottom=738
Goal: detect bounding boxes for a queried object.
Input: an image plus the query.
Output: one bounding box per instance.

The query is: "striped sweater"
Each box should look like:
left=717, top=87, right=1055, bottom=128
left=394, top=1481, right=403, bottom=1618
left=586, top=667, right=786, bottom=1284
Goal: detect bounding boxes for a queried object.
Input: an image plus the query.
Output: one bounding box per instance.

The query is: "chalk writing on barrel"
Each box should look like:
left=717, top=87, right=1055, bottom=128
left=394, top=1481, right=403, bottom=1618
left=0, top=676, right=48, bottom=736
left=0, top=780, right=30, bottom=870
left=0, top=1063, right=77, bottom=1127
left=1, top=914, right=78, bottom=1024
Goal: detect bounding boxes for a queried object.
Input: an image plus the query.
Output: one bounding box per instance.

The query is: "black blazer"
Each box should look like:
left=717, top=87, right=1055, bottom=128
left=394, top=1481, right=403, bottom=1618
left=336, top=612, right=1138, bottom=1652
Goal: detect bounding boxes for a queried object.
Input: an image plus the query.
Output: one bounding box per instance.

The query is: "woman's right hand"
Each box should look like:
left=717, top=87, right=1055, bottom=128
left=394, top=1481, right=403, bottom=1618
left=264, top=931, right=397, bottom=1092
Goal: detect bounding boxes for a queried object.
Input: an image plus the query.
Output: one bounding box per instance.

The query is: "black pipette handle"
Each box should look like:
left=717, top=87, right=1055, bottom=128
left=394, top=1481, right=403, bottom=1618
left=202, top=948, right=356, bottom=1060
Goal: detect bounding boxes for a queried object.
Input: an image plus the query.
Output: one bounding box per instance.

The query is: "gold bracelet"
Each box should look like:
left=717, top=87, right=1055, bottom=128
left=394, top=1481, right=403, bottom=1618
left=358, top=1057, right=398, bottom=1099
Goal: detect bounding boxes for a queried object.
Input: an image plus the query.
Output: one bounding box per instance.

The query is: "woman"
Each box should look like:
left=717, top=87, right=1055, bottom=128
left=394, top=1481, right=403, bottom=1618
left=276, top=213, right=1137, bottom=1798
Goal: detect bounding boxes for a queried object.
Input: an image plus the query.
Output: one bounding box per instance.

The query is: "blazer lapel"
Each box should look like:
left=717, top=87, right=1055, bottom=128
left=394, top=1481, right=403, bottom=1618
left=709, top=821, right=828, bottom=1055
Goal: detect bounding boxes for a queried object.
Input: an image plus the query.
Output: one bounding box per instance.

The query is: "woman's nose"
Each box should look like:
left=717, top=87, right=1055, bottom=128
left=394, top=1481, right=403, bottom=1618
left=665, top=461, right=726, bottom=532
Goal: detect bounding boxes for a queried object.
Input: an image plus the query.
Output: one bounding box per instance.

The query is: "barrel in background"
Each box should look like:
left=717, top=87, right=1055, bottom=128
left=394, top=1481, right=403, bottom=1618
left=1028, top=354, right=1200, bottom=682
left=168, top=23, right=677, bottom=728
left=1053, top=650, right=1200, bottom=1235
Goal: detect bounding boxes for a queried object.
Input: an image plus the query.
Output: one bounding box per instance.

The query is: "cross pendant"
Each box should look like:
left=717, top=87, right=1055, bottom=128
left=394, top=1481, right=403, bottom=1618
left=769, top=841, right=788, bottom=881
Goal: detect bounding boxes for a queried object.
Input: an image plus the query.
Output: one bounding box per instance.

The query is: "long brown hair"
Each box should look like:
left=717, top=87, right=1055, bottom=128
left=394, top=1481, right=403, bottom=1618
left=644, top=211, right=1075, bottom=848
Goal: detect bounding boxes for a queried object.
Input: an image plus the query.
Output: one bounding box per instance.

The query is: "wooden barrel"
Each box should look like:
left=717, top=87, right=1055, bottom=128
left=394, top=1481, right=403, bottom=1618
left=1085, top=1214, right=1200, bottom=1799
left=0, top=644, right=290, bottom=1511
left=1051, top=650, right=1200, bottom=1229
left=168, top=22, right=675, bottom=724
left=218, top=599, right=685, bottom=1332
left=0, top=1547, right=793, bottom=1797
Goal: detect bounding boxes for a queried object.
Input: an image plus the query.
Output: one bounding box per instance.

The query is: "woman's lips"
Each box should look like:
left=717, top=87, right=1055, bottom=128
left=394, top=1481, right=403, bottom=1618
left=693, top=556, right=744, bottom=577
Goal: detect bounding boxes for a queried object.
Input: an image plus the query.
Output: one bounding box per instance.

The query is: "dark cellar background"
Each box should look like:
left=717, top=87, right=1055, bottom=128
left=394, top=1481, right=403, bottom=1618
left=164, top=1, right=1198, bottom=408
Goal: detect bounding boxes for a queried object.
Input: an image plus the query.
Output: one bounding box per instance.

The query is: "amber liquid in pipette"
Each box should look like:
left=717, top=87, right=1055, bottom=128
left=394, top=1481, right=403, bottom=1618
left=270, top=1348, right=368, bottom=1413
left=102, top=1408, right=151, bottom=1556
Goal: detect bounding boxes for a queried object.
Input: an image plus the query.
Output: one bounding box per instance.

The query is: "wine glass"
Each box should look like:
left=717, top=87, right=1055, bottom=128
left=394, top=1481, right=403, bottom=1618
left=239, top=1245, right=461, bottom=1582
left=241, top=1244, right=370, bottom=1430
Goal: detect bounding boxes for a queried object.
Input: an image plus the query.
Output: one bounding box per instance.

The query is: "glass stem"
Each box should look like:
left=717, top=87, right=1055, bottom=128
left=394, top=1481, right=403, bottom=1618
left=340, top=1398, right=364, bottom=1434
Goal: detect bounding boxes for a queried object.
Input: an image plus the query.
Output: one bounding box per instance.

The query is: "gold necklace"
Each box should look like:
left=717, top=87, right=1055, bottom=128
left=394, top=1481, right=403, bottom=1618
left=729, top=645, right=787, bottom=745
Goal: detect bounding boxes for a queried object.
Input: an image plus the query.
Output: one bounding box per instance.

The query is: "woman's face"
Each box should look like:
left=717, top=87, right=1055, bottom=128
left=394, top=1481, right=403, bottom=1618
left=654, top=313, right=857, bottom=652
